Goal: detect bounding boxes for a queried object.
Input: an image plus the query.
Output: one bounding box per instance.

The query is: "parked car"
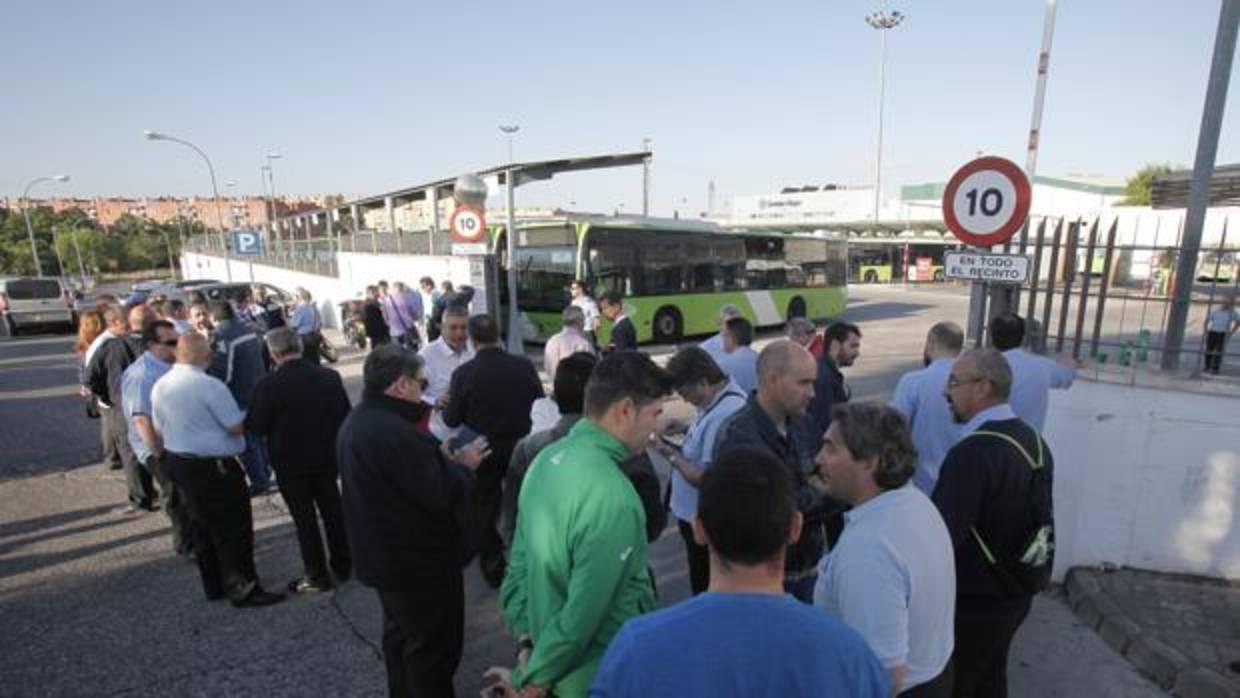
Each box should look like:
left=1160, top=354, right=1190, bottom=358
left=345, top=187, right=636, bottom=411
left=0, top=277, right=75, bottom=335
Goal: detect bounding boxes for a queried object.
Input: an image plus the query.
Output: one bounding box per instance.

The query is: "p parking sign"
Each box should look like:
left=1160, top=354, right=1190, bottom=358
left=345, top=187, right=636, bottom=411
left=230, top=229, right=264, bottom=257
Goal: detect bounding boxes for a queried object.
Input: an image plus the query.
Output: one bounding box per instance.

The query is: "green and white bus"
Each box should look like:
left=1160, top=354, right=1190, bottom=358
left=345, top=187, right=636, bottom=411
left=494, top=216, right=848, bottom=345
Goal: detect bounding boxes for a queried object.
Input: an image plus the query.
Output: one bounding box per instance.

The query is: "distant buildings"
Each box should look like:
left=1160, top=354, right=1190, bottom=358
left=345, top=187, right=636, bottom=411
left=0, top=195, right=322, bottom=229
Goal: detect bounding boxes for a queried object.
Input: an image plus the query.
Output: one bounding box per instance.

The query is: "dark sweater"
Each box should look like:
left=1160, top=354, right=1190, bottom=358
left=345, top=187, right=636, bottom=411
left=337, top=393, right=474, bottom=590
left=932, top=416, right=1054, bottom=602
left=608, top=316, right=638, bottom=352
left=86, top=333, right=142, bottom=407
left=443, top=346, right=543, bottom=443
left=246, top=359, right=352, bottom=474
left=807, top=355, right=849, bottom=443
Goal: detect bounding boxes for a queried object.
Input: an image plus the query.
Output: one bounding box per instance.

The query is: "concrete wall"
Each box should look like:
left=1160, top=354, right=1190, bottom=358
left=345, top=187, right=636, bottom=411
left=180, top=251, right=472, bottom=329
left=1046, top=377, right=1240, bottom=580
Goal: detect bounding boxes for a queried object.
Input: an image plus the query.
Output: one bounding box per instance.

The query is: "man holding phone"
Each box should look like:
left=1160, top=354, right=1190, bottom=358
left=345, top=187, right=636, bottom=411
left=444, top=314, right=544, bottom=588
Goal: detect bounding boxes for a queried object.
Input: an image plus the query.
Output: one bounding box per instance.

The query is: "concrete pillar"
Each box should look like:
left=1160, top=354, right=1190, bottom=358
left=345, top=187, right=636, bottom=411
left=385, top=196, right=396, bottom=233
left=429, top=187, right=440, bottom=255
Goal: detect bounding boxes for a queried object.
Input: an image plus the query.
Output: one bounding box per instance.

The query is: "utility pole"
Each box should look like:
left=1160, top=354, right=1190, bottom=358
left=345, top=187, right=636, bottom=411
left=641, top=137, right=652, bottom=216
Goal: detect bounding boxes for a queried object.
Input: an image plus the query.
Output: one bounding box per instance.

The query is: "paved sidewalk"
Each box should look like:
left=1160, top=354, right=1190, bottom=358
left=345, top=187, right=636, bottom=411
left=1067, top=567, right=1240, bottom=697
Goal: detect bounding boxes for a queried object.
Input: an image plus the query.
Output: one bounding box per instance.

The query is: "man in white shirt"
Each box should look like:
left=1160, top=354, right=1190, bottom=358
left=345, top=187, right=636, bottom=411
left=990, top=313, right=1076, bottom=431
left=152, top=333, right=285, bottom=609
left=714, top=316, right=759, bottom=396
left=890, top=321, right=964, bottom=494
left=699, top=304, right=742, bottom=365
left=1204, top=297, right=1239, bottom=374
left=418, top=304, right=475, bottom=440
left=543, top=305, right=595, bottom=381
left=814, top=402, right=956, bottom=697
left=569, top=279, right=600, bottom=346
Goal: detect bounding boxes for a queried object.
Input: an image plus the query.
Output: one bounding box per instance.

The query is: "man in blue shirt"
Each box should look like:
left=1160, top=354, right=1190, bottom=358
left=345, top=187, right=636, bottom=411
left=714, top=316, right=759, bottom=396
left=890, top=321, right=964, bottom=494
left=590, top=446, right=889, bottom=698
left=990, top=313, right=1076, bottom=431
left=699, top=303, right=742, bottom=365
left=121, top=319, right=191, bottom=553
left=654, top=346, right=748, bottom=594
left=290, top=287, right=322, bottom=364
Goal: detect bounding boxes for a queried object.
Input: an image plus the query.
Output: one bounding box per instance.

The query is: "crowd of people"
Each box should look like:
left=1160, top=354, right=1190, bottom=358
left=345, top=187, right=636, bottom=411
left=71, top=276, right=1076, bottom=698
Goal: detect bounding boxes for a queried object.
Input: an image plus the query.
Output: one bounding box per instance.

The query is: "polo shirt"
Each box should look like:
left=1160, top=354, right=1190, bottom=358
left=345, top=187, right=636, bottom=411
left=151, top=364, right=246, bottom=457
left=1207, top=307, right=1239, bottom=332
left=669, top=380, right=748, bottom=523
left=890, top=358, right=960, bottom=493
left=814, top=485, right=955, bottom=691
left=121, top=352, right=172, bottom=464
left=290, top=301, right=320, bottom=334
left=1003, top=348, right=1074, bottom=431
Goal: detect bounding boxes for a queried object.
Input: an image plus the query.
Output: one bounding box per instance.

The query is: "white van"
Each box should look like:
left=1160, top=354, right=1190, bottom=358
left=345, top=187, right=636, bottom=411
left=0, top=277, right=75, bottom=335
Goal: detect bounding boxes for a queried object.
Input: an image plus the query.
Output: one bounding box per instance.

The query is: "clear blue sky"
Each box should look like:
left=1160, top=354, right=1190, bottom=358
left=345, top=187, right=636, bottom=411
left=2, top=0, right=1238, bottom=215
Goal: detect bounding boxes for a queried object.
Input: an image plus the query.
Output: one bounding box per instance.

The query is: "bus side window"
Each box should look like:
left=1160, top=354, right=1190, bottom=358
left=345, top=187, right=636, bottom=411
left=641, top=240, right=685, bottom=295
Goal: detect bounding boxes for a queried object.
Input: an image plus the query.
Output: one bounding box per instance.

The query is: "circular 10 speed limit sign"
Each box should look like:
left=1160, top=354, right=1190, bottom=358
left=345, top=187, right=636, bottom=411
left=450, top=206, right=487, bottom=243
left=941, top=156, right=1032, bottom=248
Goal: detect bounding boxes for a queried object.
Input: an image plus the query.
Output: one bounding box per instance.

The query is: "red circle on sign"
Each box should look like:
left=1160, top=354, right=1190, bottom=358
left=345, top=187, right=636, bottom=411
left=450, top=206, right=487, bottom=243
left=941, top=156, right=1032, bottom=248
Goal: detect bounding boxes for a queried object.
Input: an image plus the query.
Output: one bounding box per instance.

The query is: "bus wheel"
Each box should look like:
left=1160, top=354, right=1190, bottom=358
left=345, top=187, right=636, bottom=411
left=787, top=297, right=807, bottom=320
left=653, top=307, right=682, bottom=344
left=863, top=270, right=878, bottom=283
left=933, top=269, right=945, bottom=282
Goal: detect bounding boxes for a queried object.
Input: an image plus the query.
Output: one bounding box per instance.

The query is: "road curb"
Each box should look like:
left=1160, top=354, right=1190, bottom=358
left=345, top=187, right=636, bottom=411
left=1065, top=566, right=1240, bottom=696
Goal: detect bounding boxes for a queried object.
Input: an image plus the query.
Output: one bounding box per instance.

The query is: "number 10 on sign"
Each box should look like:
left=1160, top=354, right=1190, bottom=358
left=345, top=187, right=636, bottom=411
left=941, top=156, right=1032, bottom=249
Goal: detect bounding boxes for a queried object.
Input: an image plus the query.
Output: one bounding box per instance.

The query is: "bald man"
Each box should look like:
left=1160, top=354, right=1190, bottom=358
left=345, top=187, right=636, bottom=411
left=87, top=304, right=157, bottom=512
left=715, top=339, right=842, bottom=602
left=151, top=334, right=285, bottom=608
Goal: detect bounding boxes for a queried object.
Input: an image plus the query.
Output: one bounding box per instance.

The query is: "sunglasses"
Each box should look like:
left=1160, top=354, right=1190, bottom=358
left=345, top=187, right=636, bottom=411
left=157, top=339, right=179, bottom=347
left=946, top=374, right=985, bottom=389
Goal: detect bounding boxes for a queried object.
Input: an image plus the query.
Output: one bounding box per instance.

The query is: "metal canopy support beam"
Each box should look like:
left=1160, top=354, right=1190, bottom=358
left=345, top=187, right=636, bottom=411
left=1163, top=0, right=1240, bottom=371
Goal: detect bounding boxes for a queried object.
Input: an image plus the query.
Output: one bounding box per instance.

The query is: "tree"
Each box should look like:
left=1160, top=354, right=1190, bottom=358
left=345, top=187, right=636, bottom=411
left=1119, top=163, right=1177, bottom=206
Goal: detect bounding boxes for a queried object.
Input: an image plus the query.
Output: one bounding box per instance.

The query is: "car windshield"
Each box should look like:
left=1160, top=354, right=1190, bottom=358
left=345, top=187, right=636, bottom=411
left=6, top=279, right=62, bottom=300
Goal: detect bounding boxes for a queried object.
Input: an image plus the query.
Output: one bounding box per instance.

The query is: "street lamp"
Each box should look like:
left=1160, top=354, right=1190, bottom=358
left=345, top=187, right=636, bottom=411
left=22, top=174, right=70, bottom=276
left=865, top=8, right=905, bottom=230
left=499, top=124, right=520, bottom=164
left=143, top=129, right=231, bottom=280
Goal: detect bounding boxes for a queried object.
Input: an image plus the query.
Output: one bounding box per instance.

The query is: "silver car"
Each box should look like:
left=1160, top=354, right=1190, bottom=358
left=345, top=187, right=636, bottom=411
left=0, top=277, right=75, bottom=335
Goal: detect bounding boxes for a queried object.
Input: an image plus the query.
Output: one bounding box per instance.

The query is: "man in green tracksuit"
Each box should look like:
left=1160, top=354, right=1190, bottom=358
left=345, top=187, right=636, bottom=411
left=497, top=352, right=672, bottom=698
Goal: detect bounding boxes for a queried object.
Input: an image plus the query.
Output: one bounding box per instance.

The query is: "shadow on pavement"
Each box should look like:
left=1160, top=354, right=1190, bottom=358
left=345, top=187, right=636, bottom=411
left=0, top=503, right=120, bottom=540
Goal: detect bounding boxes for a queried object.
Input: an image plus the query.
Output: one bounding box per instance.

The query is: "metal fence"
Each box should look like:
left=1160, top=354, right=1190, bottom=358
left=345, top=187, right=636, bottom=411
left=1010, top=212, right=1238, bottom=376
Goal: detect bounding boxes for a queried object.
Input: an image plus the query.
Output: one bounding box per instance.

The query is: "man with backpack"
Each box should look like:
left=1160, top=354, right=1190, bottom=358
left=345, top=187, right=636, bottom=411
left=934, top=348, right=1055, bottom=698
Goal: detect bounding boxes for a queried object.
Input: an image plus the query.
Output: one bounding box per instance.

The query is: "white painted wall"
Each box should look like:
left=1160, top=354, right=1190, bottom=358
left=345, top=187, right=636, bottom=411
left=1046, top=377, right=1240, bottom=580
left=180, top=251, right=473, bottom=329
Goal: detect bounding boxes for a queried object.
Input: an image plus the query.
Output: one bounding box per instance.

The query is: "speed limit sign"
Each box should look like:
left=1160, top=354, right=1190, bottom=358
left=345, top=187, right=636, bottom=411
left=941, top=156, right=1032, bottom=248
left=450, top=205, right=487, bottom=243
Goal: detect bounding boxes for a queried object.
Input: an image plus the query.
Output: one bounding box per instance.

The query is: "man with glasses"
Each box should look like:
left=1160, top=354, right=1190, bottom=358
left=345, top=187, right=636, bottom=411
left=934, top=348, right=1055, bottom=698
left=121, top=319, right=191, bottom=553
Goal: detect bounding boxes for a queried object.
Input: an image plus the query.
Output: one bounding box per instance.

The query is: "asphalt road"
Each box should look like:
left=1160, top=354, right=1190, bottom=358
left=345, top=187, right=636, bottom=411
left=0, top=286, right=1165, bottom=697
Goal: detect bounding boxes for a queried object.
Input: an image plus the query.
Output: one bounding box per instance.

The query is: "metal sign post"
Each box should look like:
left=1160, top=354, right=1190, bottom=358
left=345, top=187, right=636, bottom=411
left=941, top=156, right=1033, bottom=345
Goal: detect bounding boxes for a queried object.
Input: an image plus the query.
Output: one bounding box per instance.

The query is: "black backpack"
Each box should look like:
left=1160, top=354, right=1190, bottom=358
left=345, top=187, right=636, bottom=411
left=964, top=428, right=1055, bottom=595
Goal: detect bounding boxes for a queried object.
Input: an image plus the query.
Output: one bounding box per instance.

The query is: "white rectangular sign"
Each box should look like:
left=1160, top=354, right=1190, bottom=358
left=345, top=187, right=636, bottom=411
left=452, top=243, right=488, bottom=256
left=944, top=251, right=1031, bottom=284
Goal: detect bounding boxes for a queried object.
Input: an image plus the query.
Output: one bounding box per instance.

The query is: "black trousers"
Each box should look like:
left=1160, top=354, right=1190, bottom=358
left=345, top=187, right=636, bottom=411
left=678, top=518, right=710, bottom=595
left=144, top=454, right=192, bottom=552
left=299, top=332, right=321, bottom=365
left=378, top=574, right=464, bottom=698
left=951, top=597, right=1031, bottom=698
left=166, top=454, right=259, bottom=601
left=1205, top=331, right=1227, bottom=372
left=902, top=660, right=954, bottom=697
left=474, top=438, right=516, bottom=572
left=277, top=469, right=352, bottom=583
left=104, top=407, right=154, bottom=507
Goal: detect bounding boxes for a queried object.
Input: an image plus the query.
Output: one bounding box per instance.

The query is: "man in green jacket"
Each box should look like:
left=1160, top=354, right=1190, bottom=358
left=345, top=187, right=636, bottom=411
left=496, top=352, right=672, bottom=698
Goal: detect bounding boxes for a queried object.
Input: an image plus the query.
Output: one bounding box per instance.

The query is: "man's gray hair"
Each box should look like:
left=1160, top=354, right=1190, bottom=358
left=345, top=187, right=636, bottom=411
left=562, top=305, right=586, bottom=328
left=785, top=317, right=815, bottom=341
left=265, top=327, right=304, bottom=357
left=719, top=304, right=742, bottom=320
left=927, top=321, right=964, bottom=354
left=965, top=347, right=1013, bottom=400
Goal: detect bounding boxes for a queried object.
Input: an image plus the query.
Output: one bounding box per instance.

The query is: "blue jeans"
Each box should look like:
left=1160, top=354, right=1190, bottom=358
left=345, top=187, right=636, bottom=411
left=242, top=432, right=272, bottom=491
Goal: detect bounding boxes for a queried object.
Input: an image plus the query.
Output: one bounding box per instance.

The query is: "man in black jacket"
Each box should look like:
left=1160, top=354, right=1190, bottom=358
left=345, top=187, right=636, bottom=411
left=444, top=314, right=544, bottom=588
left=362, top=285, right=391, bottom=349
left=807, top=321, right=861, bottom=443
left=934, top=348, right=1054, bottom=698
left=246, top=328, right=353, bottom=593
left=599, top=290, right=637, bottom=352
left=715, top=339, right=841, bottom=603
left=88, top=304, right=155, bottom=513
left=338, top=345, right=489, bottom=698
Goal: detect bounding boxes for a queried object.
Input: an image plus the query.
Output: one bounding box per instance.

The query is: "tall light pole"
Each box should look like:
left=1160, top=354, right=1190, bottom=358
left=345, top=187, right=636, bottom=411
left=866, top=8, right=904, bottom=231
left=143, top=129, right=232, bottom=281
left=641, top=137, right=652, bottom=216
left=22, top=174, right=70, bottom=276
left=499, top=125, right=520, bottom=163
left=264, top=152, right=281, bottom=238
